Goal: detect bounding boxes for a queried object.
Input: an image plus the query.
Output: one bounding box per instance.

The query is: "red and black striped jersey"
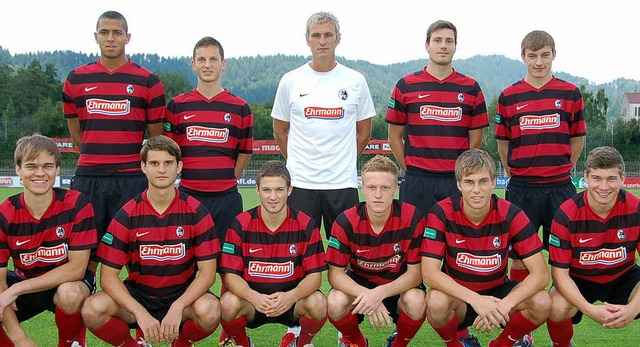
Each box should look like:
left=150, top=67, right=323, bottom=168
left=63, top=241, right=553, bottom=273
left=219, top=206, right=326, bottom=294
left=97, top=189, right=218, bottom=298
left=421, top=194, right=542, bottom=292
left=326, top=200, right=425, bottom=286
left=0, top=189, right=97, bottom=279
left=385, top=69, right=488, bottom=173
left=62, top=60, right=166, bottom=174
left=549, top=190, right=640, bottom=284
left=164, top=89, right=253, bottom=193
left=494, top=77, right=586, bottom=184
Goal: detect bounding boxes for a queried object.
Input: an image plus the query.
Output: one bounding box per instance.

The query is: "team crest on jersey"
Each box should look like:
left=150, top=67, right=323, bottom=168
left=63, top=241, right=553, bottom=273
left=20, top=244, right=68, bottom=266
left=176, top=226, right=184, bottom=238
left=419, top=105, right=462, bottom=121
left=86, top=99, right=131, bottom=116
left=579, top=246, right=626, bottom=265
left=304, top=107, right=344, bottom=120
left=393, top=243, right=401, bottom=253
left=493, top=237, right=501, bottom=248
left=456, top=252, right=501, bottom=272
left=224, top=113, right=231, bottom=123
left=140, top=244, right=185, bottom=261
left=555, top=100, right=562, bottom=108
left=186, top=126, right=229, bottom=143
left=457, top=93, right=464, bottom=102
left=289, top=244, right=297, bottom=255
left=126, top=85, right=134, bottom=95
left=338, top=89, right=348, bottom=100
left=617, top=229, right=626, bottom=240
left=56, top=227, right=65, bottom=238
left=248, top=261, right=294, bottom=278
left=357, top=254, right=401, bottom=271
left=519, top=114, right=560, bottom=130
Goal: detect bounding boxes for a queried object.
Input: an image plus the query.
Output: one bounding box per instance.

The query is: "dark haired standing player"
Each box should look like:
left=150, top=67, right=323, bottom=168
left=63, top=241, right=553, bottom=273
left=62, top=10, right=166, bottom=272
left=164, top=36, right=253, bottom=249
left=422, top=149, right=550, bottom=347
left=218, top=160, right=327, bottom=347
left=81, top=136, right=220, bottom=347
left=547, top=146, right=640, bottom=347
left=494, top=30, right=586, bottom=346
left=0, top=134, right=97, bottom=347
left=326, top=155, right=427, bottom=347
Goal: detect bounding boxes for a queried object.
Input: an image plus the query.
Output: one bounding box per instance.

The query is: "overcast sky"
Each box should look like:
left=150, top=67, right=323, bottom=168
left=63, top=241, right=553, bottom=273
left=2, top=0, right=638, bottom=84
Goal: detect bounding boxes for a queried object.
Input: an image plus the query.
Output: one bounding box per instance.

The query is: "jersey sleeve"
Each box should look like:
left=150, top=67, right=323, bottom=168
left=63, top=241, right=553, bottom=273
left=145, top=74, right=167, bottom=124
left=163, top=99, right=179, bottom=141
left=356, top=76, right=376, bottom=121
left=61, top=72, right=78, bottom=119
left=68, top=194, right=98, bottom=251
left=420, top=206, right=447, bottom=260
left=0, top=209, right=10, bottom=268
left=470, top=87, right=489, bottom=130
left=270, top=75, right=292, bottom=122
left=569, top=88, right=587, bottom=137
left=548, top=208, right=572, bottom=269
left=193, top=204, right=219, bottom=261
left=385, top=80, right=408, bottom=126
left=239, top=103, right=254, bottom=154
left=219, top=218, right=245, bottom=276
left=406, top=214, right=427, bottom=264
left=509, top=208, right=543, bottom=259
left=302, top=223, right=328, bottom=274
left=494, top=92, right=510, bottom=140
left=325, top=214, right=352, bottom=268
left=96, top=210, right=131, bottom=270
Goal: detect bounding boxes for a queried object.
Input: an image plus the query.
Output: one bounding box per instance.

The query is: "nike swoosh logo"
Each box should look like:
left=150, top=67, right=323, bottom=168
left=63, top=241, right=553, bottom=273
left=136, top=232, right=149, bottom=237
left=579, top=237, right=593, bottom=243
left=84, top=86, right=98, bottom=92
left=508, top=335, right=518, bottom=342
left=516, top=104, right=528, bottom=110
left=183, top=114, right=197, bottom=120
left=455, top=239, right=466, bottom=244
left=299, top=93, right=310, bottom=97
left=16, top=239, right=30, bottom=246
left=356, top=249, right=370, bottom=253
left=249, top=248, right=262, bottom=253
left=418, top=94, right=430, bottom=99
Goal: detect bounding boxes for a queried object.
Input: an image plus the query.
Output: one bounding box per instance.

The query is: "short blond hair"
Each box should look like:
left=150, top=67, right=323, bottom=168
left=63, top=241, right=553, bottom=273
left=361, top=155, right=399, bottom=181
left=455, top=149, right=496, bottom=181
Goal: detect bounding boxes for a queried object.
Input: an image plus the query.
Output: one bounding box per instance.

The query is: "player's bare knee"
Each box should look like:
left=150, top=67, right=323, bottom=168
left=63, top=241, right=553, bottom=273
left=81, top=294, right=111, bottom=328
left=219, top=291, right=242, bottom=320
left=426, top=290, right=454, bottom=323
left=192, top=294, right=221, bottom=331
left=524, top=290, right=551, bottom=323
left=327, top=289, right=352, bottom=319
left=548, top=288, right=575, bottom=321
left=399, top=288, right=426, bottom=319
left=304, top=291, right=328, bottom=320
left=55, top=282, right=89, bottom=313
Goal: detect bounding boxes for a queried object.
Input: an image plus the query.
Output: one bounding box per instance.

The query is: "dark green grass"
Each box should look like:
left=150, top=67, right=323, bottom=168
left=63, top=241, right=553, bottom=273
left=4, top=187, right=640, bottom=346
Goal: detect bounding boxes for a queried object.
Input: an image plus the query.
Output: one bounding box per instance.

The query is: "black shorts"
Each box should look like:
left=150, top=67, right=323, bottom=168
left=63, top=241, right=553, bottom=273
left=179, top=186, right=243, bottom=247
left=343, top=270, right=426, bottom=325
left=7, top=270, right=96, bottom=322
left=71, top=174, right=147, bottom=246
left=460, top=280, right=518, bottom=329
left=288, top=187, right=359, bottom=239
left=400, top=170, right=457, bottom=217
left=565, top=265, right=640, bottom=324
left=506, top=180, right=575, bottom=254
left=246, top=300, right=300, bottom=329
left=124, top=283, right=187, bottom=328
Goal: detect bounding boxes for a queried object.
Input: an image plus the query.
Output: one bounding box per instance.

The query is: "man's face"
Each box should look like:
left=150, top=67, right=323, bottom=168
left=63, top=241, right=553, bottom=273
left=141, top=150, right=181, bottom=190
left=95, top=18, right=130, bottom=60
left=257, top=176, right=291, bottom=216
left=362, top=171, right=397, bottom=216
left=457, top=169, right=496, bottom=214
left=426, top=28, right=456, bottom=67
left=522, top=45, right=555, bottom=81
left=192, top=45, right=226, bottom=84
left=16, top=151, right=59, bottom=197
left=306, top=21, right=340, bottom=61
left=585, top=167, right=625, bottom=211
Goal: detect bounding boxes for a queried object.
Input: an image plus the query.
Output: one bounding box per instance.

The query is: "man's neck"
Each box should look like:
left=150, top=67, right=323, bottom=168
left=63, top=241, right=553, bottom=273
left=367, top=209, right=390, bottom=234
left=23, top=190, right=54, bottom=220
left=146, top=187, right=176, bottom=215
left=261, top=207, right=288, bottom=232
left=309, top=58, right=337, bottom=73
left=463, top=205, right=489, bottom=226
left=197, top=81, right=224, bottom=99
left=426, top=63, right=453, bottom=80
left=524, top=75, right=553, bottom=89
left=100, top=56, right=128, bottom=71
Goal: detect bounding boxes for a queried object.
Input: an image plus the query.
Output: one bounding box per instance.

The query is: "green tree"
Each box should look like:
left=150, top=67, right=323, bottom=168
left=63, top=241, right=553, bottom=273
left=481, top=97, right=499, bottom=162
left=157, top=71, right=193, bottom=101
left=249, top=102, right=273, bottom=140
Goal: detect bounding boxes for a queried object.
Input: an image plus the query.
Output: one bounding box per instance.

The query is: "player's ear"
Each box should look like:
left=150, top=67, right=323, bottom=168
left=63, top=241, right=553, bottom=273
left=287, top=185, right=293, bottom=197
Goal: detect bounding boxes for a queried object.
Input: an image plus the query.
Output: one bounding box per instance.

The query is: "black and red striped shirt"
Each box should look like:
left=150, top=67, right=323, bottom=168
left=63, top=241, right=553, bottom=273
left=494, top=77, right=586, bottom=184
left=97, top=189, right=218, bottom=297
left=219, top=206, right=326, bottom=294
left=326, top=200, right=425, bottom=286
left=62, top=60, right=166, bottom=174
left=0, top=189, right=97, bottom=279
left=164, top=89, right=253, bottom=193
left=549, top=190, right=640, bottom=284
left=385, top=69, right=488, bottom=173
left=421, top=194, right=542, bottom=292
